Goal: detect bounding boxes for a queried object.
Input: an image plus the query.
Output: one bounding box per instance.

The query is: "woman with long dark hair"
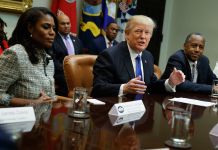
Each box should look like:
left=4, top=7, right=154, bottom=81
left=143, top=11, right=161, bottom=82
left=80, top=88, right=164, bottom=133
left=0, top=7, right=58, bottom=106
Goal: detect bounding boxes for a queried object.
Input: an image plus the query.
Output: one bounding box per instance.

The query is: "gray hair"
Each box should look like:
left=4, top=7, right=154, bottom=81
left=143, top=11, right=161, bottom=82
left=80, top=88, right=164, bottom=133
left=125, top=15, right=156, bottom=33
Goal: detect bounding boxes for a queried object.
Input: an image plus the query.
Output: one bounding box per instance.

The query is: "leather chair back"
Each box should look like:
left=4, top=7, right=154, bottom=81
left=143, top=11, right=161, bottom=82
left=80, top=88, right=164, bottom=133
left=154, top=64, right=162, bottom=79
left=63, top=54, right=97, bottom=97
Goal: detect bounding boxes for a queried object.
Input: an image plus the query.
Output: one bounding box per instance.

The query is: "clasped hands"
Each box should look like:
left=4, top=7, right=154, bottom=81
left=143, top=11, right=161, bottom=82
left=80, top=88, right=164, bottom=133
left=34, top=90, right=57, bottom=104
left=123, top=68, right=185, bottom=94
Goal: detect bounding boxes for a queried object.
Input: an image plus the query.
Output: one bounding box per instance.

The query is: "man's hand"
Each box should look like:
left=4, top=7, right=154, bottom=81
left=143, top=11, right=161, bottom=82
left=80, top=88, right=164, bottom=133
left=35, top=90, right=55, bottom=104
left=123, top=76, right=147, bottom=94
left=168, top=68, right=186, bottom=87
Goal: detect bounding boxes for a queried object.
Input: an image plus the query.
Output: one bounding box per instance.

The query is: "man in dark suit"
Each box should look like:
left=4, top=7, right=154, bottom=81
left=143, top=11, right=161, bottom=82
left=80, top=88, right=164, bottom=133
left=89, top=22, right=119, bottom=55
left=161, top=33, right=217, bottom=94
left=91, top=15, right=185, bottom=98
left=52, top=14, right=83, bottom=96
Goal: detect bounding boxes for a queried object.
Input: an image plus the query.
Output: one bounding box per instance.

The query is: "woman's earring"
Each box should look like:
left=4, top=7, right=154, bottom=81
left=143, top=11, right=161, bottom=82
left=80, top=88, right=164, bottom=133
left=30, top=34, right=32, bottom=37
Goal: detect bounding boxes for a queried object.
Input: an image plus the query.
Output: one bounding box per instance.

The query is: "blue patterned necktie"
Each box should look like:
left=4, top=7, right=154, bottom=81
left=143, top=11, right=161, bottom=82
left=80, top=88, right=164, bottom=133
left=135, top=55, right=142, bottom=79
left=135, top=55, right=143, bottom=100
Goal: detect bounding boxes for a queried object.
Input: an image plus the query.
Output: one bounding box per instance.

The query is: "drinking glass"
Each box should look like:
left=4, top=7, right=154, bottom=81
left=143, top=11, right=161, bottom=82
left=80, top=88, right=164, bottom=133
left=211, top=80, right=218, bottom=98
left=68, top=87, right=89, bottom=118
left=165, top=110, right=191, bottom=148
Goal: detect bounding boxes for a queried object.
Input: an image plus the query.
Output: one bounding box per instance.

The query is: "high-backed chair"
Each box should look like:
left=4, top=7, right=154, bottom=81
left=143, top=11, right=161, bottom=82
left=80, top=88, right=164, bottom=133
left=154, top=64, right=162, bottom=79
left=63, top=54, right=97, bottom=97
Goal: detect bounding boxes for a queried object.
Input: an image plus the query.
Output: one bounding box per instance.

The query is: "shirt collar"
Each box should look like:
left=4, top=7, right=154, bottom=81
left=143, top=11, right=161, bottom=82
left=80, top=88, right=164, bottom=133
left=127, top=43, right=142, bottom=59
left=188, top=59, right=197, bottom=67
left=104, top=35, right=113, bottom=45
left=59, top=32, right=70, bottom=39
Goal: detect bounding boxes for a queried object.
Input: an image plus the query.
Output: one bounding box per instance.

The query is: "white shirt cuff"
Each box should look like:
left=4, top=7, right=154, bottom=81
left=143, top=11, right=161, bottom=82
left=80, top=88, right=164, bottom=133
left=165, top=79, right=176, bottom=92
left=118, top=84, right=125, bottom=96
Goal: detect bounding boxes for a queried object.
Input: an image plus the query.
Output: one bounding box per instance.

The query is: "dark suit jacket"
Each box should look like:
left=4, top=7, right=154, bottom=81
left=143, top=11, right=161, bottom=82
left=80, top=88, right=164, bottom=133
left=91, top=41, right=166, bottom=97
left=161, top=49, right=217, bottom=94
left=51, top=33, right=83, bottom=96
left=89, top=35, right=118, bottom=55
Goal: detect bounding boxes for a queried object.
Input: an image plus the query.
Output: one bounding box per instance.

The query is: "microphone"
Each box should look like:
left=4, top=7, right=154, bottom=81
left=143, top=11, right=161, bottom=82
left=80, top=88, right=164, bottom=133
left=43, top=55, right=53, bottom=76
left=45, top=55, right=52, bottom=66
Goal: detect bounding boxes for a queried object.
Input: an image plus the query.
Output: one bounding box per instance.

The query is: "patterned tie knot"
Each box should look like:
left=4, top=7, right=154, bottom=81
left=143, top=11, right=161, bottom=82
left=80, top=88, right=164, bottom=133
left=108, top=41, right=112, bottom=47
left=64, top=35, right=69, bottom=40
left=135, top=55, right=141, bottom=62
left=192, top=63, right=196, bottom=69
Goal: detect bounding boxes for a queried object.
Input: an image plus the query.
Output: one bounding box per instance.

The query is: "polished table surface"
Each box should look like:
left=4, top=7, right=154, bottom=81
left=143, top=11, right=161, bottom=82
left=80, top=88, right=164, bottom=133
left=8, top=92, right=218, bottom=150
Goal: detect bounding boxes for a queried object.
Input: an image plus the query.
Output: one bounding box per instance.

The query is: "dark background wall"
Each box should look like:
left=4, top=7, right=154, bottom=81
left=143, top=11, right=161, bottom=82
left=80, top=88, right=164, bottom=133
left=136, top=0, right=166, bottom=65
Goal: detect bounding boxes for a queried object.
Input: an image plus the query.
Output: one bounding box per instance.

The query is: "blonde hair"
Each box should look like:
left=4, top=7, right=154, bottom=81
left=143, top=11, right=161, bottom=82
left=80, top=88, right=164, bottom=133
left=125, top=15, right=156, bottom=33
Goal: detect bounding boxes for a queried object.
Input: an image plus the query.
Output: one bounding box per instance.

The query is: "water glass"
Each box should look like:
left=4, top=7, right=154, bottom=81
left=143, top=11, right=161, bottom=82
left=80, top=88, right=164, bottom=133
left=211, top=80, right=218, bottom=98
left=165, top=110, right=191, bottom=148
left=68, top=87, right=89, bottom=118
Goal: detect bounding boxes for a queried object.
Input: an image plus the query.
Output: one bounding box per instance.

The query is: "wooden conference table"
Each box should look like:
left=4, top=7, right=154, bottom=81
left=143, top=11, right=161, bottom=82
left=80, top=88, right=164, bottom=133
left=13, top=92, right=218, bottom=150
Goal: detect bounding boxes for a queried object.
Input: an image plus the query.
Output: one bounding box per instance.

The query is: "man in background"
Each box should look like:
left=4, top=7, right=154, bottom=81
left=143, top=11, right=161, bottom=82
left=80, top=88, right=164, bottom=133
left=51, top=13, right=83, bottom=96
left=89, top=21, right=119, bottom=55
left=161, top=32, right=217, bottom=94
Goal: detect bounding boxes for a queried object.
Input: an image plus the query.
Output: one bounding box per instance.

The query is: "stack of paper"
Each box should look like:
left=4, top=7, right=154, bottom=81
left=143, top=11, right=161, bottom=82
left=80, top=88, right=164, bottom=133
left=169, top=97, right=215, bottom=107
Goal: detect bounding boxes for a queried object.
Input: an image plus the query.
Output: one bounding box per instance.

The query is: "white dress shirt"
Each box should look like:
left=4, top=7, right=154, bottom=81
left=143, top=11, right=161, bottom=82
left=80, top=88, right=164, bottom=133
left=104, top=35, right=114, bottom=48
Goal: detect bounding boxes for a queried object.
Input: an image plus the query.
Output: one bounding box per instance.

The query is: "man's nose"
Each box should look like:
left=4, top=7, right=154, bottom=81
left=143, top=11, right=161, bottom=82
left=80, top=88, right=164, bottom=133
left=140, top=32, right=147, bottom=38
left=112, top=29, right=118, bottom=34
left=195, top=46, right=201, bottom=52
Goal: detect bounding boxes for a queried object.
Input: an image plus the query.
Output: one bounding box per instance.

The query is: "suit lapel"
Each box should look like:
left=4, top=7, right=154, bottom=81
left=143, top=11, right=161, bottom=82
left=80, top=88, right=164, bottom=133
left=196, top=60, right=202, bottom=82
left=103, top=37, right=107, bottom=49
left=186, top=61, right=192, bottom=80
left=100, top=36, right=107, bottom=50
left=121, top=42, right=135, bottom=79
left=56, top=34, right=68, bottom=55
left=114, top=40, right=118, bottom=45
left=141, top=53, right=150, bottom=84
left=70, top=36, right=78, bottom=54
left=182, top=51, right=192, bottom=80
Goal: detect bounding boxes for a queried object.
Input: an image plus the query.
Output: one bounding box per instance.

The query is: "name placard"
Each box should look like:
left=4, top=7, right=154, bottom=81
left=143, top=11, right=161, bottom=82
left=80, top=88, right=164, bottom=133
left=0, top=121, right=35, bottom=134
left=0, top=107, right=36, bottom=124
left=108, top=100, right=145, bottom=126
left=109, top=111, right=145, bottom=126
left=108, top=100, right=145, bottom=116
